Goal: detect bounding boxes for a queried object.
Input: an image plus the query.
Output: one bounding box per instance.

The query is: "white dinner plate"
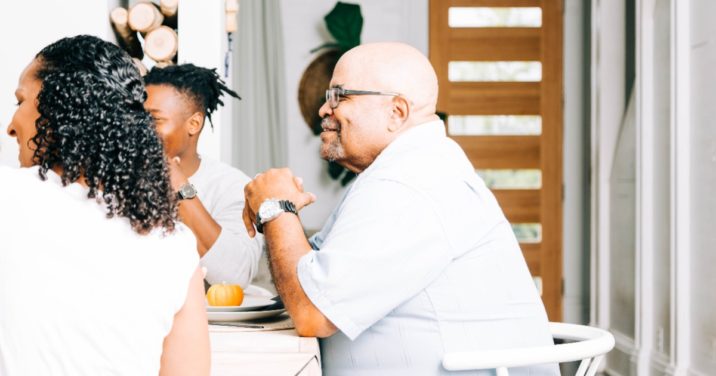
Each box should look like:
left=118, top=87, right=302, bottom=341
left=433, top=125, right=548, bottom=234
left=206, top=296, right=275, bottom=312
left=207, top=308, right=286, bottom=322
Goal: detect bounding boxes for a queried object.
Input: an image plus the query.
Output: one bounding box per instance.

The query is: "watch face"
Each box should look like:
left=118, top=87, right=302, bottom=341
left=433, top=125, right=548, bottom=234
left=179, top=183, right=197, bottom=199
left=258, top=200, right=282, bottom=224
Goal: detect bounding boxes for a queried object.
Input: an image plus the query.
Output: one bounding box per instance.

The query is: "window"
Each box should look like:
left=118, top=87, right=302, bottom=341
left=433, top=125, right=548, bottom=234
left=449, top=115, right=542, bottom=135
left=449, top=7, right=542, bottom=28
left=448, top=61, right=542, bottom=82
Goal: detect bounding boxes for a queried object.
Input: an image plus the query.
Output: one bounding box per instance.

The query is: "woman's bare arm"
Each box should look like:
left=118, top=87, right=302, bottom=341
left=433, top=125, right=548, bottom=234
left=159, top=266, right=211, bottom=376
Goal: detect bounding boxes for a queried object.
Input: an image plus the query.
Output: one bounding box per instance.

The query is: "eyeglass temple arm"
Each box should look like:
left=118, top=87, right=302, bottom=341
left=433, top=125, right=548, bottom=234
left=342, top=89, right=401, bottom=96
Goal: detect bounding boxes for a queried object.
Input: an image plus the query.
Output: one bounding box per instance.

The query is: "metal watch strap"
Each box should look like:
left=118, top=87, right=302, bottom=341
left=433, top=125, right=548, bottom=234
left=256, top=200, right=298, bottom=234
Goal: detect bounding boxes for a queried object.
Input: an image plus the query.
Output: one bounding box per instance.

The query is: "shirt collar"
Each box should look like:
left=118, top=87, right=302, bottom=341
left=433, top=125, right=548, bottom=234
left=362, top=119, right=446, bottom=175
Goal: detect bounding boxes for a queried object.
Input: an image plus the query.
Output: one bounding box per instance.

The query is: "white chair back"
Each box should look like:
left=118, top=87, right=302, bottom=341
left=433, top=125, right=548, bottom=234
left=442, top=322, right=615, bottom=376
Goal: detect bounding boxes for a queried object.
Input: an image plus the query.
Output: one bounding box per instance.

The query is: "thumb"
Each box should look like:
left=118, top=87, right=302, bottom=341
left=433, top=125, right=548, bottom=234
left=294, top=191, right=316, bottom=210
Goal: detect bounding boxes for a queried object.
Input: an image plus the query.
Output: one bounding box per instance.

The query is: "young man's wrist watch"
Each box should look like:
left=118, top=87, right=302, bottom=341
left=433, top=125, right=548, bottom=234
left=176, top=182, right=197, bottom=200
left=255, top=199, right=298, bottom=234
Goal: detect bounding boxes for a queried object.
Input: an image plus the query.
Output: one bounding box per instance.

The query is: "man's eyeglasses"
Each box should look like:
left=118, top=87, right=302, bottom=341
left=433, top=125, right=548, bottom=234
left=325, top=87, right=401, bottom=109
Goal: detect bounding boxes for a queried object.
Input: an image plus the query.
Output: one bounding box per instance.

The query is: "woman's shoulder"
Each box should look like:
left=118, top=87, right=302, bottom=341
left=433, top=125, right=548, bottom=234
left=0, top=165, right=39, bottom=181
left=145, top=222, right=198, bottom=251
left=142, top=224, right=200, bottom=305
left=0, top=166, right=48, bottom=198
left=144, top=224, right=199, bottom=265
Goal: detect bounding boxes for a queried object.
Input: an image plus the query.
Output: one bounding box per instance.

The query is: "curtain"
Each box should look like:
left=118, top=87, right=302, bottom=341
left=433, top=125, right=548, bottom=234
left=231, top=0, right=287, bottom=175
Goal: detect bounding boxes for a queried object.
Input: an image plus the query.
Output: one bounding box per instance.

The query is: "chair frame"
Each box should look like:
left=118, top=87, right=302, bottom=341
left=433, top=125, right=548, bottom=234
left=442, top=322, right=616, bottom=376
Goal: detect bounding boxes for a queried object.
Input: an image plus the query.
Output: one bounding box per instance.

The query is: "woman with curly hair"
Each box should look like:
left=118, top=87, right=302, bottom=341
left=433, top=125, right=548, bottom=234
left=0, top=35, right=209, bottom=375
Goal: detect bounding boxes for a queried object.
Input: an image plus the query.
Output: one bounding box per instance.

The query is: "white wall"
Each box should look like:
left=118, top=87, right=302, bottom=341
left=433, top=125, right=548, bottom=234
left=592, top=0, right=716, bottom=374
left=649, top=0, right=673, bottom=365
left=279, top=0, right=428, bottom=230
left=590, top=5, right=629, bottom=370
left=0, top=0, right=121, bottom=167
left=689, top=1, right=716, bottom=374
left=178, top=0, right=230, bottom=163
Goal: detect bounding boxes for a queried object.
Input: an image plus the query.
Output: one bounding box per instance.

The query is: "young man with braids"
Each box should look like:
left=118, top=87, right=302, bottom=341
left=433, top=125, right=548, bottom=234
left=144, top=64, right=262, bottom=288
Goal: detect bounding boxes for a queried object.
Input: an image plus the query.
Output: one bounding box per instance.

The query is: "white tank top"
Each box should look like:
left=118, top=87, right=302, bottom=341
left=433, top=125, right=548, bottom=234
left=0, top=166, right=199, bottom=375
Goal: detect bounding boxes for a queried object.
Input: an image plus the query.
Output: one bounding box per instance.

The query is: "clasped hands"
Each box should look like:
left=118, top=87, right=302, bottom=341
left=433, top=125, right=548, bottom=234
left=242, top=168, right=317, bottom=237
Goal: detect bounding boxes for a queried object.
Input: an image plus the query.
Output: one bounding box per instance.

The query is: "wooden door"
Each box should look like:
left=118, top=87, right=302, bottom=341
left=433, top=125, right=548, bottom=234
left=429, top=0, right=563, bottom=320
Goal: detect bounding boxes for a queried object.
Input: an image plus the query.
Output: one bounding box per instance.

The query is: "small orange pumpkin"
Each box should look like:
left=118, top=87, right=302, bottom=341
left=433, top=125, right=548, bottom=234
left=206, top=283, right=244, bottom=306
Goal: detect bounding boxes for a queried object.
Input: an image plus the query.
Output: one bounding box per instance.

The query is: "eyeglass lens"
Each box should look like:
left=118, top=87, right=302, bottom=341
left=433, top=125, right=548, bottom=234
left=326, top=88, right=340, bottom=108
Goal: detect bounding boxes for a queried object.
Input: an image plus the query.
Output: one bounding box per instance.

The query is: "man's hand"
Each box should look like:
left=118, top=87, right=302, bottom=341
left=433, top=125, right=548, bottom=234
left=168, top=156, right=189, bottom=191
left=242, top=168, right=335, bottom=337
left=166, top=156, right=221, bottom=257
left=243, top=168, right=316, bottom=237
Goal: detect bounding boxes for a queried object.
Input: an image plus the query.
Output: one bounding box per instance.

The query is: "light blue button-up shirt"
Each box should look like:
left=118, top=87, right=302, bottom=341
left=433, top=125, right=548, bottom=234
left=298, top=120, right=558, bottom=375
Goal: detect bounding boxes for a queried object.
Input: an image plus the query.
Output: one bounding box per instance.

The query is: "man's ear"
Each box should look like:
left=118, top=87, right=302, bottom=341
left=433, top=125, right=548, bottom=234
left=388, top=96, right=410, bottom=132
left=186, top=112, right=204, bottom=136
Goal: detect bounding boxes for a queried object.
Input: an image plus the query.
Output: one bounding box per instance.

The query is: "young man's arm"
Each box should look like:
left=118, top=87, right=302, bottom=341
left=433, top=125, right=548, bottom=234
left=176, top=196, right=221, bottom=256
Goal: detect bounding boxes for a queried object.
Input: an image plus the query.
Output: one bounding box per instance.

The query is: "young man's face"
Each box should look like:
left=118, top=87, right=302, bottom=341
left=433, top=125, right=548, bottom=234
left=144, top=84, right=197, bottom=158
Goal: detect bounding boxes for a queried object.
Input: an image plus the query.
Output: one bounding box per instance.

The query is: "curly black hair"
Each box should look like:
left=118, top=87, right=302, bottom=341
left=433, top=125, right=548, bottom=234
left=31, top=35, right=177, bottom=234
left=143, top=63, right=240, bottom=129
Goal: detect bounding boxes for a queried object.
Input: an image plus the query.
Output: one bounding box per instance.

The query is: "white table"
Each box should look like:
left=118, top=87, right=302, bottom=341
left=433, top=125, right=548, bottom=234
left=209, top=324, right=321, bottom=376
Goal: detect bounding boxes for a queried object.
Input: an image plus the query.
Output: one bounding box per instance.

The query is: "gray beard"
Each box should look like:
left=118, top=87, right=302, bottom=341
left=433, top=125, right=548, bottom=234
left=320, top=117, right=345, bottom=161
left=322, top=133, right=345, bottom=162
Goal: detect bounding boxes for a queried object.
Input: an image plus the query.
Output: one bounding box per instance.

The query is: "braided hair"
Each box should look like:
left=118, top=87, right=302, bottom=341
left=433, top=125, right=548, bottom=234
left=32, top=35, right=177, bottom=234
left=143, top=63, right=240, bottom=129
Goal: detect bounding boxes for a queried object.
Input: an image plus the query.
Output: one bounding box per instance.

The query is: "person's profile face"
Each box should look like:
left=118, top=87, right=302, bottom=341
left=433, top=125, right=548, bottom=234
left=317, top=68, right=391, bottom=173
left=144, top=84, right=193, bottom=158
left=317, top=86, right=348, bottom=164
left=7, top=60, right=43, bottom=167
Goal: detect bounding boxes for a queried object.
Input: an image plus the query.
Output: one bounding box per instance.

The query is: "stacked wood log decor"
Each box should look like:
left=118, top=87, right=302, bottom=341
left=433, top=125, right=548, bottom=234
left=225, top=0, right=239, bottom=34
left=110, top=0, right=179, bottom=74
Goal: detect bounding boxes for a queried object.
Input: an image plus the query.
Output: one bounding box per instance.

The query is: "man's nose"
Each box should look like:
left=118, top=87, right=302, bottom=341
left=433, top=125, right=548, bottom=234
left=318, top=101, right=332, bottom=119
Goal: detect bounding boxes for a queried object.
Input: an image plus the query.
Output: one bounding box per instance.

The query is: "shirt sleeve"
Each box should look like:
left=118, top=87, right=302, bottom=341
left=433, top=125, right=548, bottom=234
left=199, top=181, right=263, bottom=287
left=297, top=178, right=452, bottom=340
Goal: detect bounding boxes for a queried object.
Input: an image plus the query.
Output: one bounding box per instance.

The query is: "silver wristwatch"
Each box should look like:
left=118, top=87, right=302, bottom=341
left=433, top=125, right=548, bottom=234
left=255, top=199, right=298, bottom=233
left=177, top=182, right=197, bottom=200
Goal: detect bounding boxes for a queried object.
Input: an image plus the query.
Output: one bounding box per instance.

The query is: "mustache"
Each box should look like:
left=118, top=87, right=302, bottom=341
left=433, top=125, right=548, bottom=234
left=321, top=117, right=341, bottom=132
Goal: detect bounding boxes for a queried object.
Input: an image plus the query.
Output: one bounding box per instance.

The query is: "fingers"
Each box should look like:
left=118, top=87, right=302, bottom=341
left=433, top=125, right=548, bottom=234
left=243, top=178, right=260, bottom=238
left=293, top=176, right=304, bottom=191
left=294, top=191, right=317, bottom=211
left=290, top=176, right=317, bottom=210
left=242, top=204, right=256, bottom=238
left=169, top=156, right=182, bottom=170
left=244, top=167, right=315, bottom=213
left=167, top=156, right=187, bottom=190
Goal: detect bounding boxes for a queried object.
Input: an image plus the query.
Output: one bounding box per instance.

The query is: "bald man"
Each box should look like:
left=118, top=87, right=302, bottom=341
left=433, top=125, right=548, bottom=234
left=243, top=43, right=558, bottom=375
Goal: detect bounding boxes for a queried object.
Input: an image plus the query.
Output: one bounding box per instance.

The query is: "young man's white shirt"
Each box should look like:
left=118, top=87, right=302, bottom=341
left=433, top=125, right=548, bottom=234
left=188, top=158, right=263, bottom=286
